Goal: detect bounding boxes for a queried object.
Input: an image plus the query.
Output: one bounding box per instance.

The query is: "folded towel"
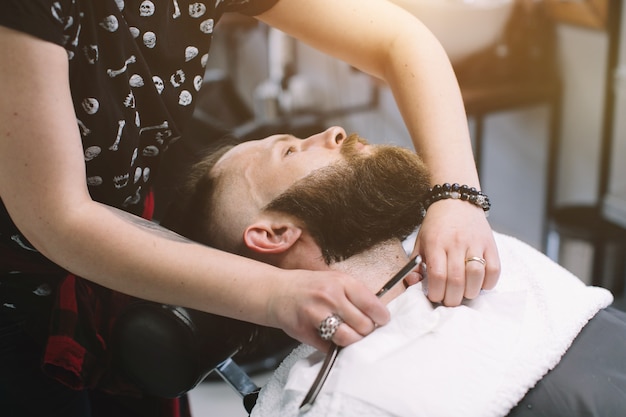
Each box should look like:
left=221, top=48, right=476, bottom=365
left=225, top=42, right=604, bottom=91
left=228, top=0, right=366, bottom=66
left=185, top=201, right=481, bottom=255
left=251, top=232, right=613, bottom=417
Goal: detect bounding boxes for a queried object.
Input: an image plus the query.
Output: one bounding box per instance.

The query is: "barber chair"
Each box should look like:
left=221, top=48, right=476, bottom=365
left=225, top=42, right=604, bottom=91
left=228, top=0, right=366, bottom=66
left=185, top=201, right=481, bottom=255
left=111, top=300, right=269, bottom=413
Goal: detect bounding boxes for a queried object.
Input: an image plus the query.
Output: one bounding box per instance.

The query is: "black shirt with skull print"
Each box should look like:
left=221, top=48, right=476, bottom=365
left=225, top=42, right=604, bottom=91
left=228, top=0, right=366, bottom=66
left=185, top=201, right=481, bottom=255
left=0, top=0, right=278, bottom=269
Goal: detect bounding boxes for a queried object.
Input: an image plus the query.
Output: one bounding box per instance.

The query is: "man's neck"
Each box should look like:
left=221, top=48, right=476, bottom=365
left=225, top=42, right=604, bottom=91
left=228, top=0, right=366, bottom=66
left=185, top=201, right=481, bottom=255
left=329, top=240, right=410, bottom=304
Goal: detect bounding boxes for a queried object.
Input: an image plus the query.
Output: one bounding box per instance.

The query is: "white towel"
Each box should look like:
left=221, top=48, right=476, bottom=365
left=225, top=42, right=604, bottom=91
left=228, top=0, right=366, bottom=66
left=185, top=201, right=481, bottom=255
left=251, top=232, right=613, bottom=417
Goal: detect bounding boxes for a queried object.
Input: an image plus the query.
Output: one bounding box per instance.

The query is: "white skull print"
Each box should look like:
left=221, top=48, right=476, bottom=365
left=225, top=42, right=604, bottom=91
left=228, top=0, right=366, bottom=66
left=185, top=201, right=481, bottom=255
left=189, top=3, right=206, bottom=18
left=143, top=31, right=157, bottom=48
left=139, top=1, right=155, bottom=17
left=178, top=90, right=192, bottom=106
left=129, top=74, right=145, bottom=88
left=142, top=145, right=159, bottom=157
left=99, top=15, right=119, bottom=32
left=115, top=0, right=125, bottom=11
left=81, top=98, right=100, bottom=115
left=129, top=27, right=141, bottom=38
left=194, top=75, right=203, bottom=91
left=84, top=146, right=102, bottom=162
left=199, top=19, right=214, bottom=34
left=143, top=167, right=151, bottom=183
left=185, top=46, right=198, bottom=62
left=152, top=76, right=165, bottom=94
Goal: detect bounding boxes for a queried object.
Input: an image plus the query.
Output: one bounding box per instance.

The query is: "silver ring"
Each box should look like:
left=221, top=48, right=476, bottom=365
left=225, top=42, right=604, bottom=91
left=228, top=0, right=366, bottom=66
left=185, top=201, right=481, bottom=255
left=465, top=256, right=486, bottom=266
left=319, top=314, right=343, bottom=341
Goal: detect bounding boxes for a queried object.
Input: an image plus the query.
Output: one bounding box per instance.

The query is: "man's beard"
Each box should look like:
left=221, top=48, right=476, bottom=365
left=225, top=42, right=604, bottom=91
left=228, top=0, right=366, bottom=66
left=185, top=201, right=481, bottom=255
left=264, top=134, right=431, bottom=264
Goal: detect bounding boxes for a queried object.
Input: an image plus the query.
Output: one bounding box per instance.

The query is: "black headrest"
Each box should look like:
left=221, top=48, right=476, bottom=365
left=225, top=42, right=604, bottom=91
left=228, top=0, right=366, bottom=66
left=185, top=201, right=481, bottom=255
left=112, top=301, right=255, bottom=398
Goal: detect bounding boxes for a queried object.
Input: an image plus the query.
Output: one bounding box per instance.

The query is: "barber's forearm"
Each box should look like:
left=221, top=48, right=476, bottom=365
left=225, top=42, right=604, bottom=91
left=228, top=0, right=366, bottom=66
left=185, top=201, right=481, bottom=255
left=381, top=27, right=480, bottom=188
left=32, top=201, right=282, bottom=325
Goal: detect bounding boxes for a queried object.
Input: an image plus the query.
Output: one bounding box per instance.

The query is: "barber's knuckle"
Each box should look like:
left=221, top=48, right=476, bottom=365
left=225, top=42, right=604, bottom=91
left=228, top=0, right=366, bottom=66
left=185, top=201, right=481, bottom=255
left=447, top=274, right=465, bottom=288
left=427, top=265, right=446, bottom=281
left=315, top=283, right=338, bottom=303
left=352, top=318, right=375, bottom=336
left=487, top=261, right=501, bottom=276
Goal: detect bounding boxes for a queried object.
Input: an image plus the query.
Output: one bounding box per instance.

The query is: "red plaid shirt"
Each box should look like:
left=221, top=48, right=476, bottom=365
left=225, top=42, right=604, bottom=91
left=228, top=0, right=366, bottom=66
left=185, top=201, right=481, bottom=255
left=1, top=192, right=190, bottom=416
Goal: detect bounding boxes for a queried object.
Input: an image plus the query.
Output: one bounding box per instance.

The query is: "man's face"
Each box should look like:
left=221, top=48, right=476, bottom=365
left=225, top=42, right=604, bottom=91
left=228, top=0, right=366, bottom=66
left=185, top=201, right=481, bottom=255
left=207, top=127, right=369, bottom=250
left=212, top=127, right=368, bottom=209
left=206, top=127, right=429, bottom=262
left=265, top=142, right=430, bottom=263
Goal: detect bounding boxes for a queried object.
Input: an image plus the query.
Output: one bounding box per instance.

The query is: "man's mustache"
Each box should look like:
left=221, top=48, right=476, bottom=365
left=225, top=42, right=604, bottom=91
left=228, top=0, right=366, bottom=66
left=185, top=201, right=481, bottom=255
left=340, top=133, right=370, bottom=158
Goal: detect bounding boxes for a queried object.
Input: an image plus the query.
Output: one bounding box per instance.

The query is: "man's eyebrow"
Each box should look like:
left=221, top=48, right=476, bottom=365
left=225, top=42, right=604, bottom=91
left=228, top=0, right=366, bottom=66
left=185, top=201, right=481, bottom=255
left=273, top=134, right=292, bottom=144
left=271, top=134, right=295, bottom=158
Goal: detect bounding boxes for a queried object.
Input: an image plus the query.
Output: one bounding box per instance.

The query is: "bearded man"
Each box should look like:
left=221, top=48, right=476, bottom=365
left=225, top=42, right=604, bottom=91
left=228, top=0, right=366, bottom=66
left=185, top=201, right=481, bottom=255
left=166, top=127, right=626, bottom=417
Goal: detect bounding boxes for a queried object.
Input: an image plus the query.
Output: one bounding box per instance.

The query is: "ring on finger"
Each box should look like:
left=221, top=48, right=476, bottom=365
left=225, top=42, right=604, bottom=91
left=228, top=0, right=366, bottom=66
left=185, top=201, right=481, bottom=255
left=319, top=314, right=343, bottom=341
left=465, top=256, right=486, bottom=266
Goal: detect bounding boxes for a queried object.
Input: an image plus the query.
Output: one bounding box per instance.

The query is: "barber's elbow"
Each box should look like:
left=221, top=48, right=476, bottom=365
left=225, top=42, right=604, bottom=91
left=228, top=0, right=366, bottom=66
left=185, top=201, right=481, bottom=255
left=5, top=196, right=98, bottom=266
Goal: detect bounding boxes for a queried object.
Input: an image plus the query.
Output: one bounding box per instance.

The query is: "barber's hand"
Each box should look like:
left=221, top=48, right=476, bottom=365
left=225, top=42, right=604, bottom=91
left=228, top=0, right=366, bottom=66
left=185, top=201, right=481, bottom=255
left=267, top=270, right=390, bottom=351
left=408, top=200, right=500, bottom=306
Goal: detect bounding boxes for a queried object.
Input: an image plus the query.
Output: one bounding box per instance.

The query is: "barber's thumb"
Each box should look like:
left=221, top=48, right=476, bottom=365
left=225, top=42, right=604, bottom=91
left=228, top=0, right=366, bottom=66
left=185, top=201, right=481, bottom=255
left=404, top=271, right=423, bottom=286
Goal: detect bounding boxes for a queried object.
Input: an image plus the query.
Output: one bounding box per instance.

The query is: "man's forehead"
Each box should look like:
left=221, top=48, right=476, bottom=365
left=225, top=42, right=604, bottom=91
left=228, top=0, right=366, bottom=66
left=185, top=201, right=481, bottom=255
left=213, top=135, right=282, bottom=175
left=210, top=134, right=295, bottom=211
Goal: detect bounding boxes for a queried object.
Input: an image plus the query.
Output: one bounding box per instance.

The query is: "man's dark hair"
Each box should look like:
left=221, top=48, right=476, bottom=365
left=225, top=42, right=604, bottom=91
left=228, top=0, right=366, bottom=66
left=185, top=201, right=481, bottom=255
left=159, top=137, right=267, bottom=359
left=160, top=137, right=237, bottom=246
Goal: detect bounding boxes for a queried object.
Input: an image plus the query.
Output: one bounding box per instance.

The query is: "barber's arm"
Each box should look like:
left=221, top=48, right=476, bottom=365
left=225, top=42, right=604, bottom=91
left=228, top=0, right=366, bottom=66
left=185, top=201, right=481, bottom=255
left=258, top=0, right=501, bottom=306
left=0, top=25, right=387, bottom=351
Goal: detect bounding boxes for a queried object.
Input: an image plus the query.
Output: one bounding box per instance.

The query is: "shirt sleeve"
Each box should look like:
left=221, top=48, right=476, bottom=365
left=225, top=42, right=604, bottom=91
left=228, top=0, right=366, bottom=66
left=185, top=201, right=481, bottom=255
left=224, top=0, right=280, bottom=16
left=0, top=0, right=78, bottom=47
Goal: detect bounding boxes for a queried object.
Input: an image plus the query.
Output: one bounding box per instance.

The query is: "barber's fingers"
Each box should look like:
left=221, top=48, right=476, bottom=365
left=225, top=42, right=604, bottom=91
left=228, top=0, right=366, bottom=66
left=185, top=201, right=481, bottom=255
left=423, top=248, right=467, bottom=306
left=463, top=244, right=501, bottom=299
left=346, top=280, right=391, bottom=328
left=271, top=270, right=384, bottom=351
left=417, top=249, right=499, bottom=305
left=402, top=269, right=424, bottom=287
left=318, top=305, right=387, bottom=347
left=324, top=321, right=365, bottom=347
left=323, top=282, right=390, bottom=346
left=304, top=271, right=389, bottom=349
left=463, top=256, right=486, bottom=300
left=482, top=243, right=501, bottom=291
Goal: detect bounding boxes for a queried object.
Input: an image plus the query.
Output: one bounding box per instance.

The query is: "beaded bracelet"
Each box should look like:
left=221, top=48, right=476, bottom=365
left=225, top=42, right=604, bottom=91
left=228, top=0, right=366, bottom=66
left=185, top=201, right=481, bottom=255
left=422, top=183, right=491, bottom=215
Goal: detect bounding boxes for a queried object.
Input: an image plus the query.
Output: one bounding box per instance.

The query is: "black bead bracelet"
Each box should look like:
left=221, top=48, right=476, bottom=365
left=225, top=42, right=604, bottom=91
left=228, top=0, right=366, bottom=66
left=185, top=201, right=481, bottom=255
left=422, top=183, right=491, bottom=214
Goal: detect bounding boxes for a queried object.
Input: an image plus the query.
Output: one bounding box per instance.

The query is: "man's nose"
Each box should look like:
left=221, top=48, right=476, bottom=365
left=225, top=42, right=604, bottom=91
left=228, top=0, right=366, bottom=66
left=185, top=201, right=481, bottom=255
left=304, top=126, right=346, bottom=149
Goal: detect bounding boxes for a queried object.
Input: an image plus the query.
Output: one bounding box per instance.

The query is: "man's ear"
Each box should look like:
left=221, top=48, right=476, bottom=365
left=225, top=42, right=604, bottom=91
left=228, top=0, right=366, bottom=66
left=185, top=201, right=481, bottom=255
left=243, top=219, right=303, bottom=255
